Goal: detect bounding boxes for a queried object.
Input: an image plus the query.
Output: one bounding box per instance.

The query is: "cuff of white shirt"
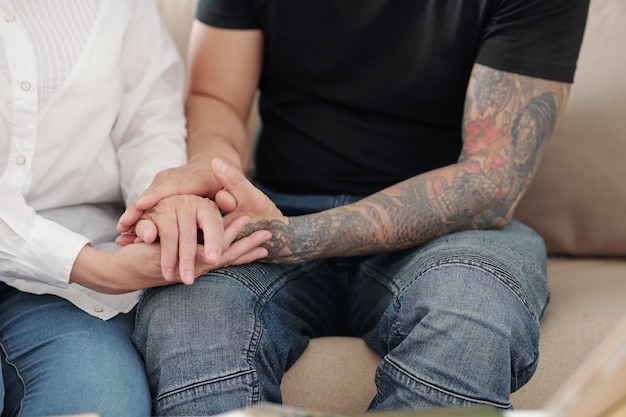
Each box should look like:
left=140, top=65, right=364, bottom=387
left=15, top=215, right=91, bottom=288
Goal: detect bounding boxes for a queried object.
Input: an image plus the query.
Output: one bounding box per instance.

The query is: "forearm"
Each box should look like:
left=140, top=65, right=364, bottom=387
left=69, top=243, right=172, bottom=294
left=185, top=93, right=252, bottom=173
left=69, top=245, right=117, bottom=293
left=184, top=22, right=261, bottom=172
left=255, top=162, right=511, bottom=263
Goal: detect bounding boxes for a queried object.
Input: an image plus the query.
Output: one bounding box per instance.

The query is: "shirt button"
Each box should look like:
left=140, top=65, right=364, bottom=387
left=93, top=305, right=104, bottom=313
left=20, top=81, right=31, bottom=91
left=5, top=14, right=15, bottom=23
left=15, top=155, right=26, bottom=165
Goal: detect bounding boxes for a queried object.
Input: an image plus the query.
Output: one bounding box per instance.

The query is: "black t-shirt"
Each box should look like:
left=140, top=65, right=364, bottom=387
left=197, top=0, right=589, bottom=195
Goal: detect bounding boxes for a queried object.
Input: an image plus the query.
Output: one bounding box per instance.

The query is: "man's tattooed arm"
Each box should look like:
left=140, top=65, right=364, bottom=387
left=244, top=64, right=570, bottom=263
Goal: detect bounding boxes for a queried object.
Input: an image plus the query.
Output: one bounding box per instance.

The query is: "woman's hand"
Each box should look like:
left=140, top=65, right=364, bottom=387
left=70, top=243, right=184, bottom=294
left=73, top=218, right=271, bottom=294
left=211, top=158, right=292, bottom=262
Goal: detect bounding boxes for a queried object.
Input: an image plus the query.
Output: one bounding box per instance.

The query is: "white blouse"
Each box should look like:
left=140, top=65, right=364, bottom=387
left=0, top=0, right=188, bottom=319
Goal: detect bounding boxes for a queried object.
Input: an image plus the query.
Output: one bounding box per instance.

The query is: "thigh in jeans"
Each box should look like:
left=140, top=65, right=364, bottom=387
left=0, top=284, right=150, bottom=417
left=350, top=220, right=549, bottom=411
left=133, top=260, right=344, bottom=416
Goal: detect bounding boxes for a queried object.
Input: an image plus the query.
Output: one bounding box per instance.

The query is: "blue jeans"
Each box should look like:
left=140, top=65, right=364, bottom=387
left=0, top=284, right=151, bottom=417
left=133, top=188, right=549, bottom=416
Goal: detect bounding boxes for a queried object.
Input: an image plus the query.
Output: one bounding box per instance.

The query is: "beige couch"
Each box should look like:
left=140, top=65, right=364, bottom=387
left=155, top=0, right=626, bottom=412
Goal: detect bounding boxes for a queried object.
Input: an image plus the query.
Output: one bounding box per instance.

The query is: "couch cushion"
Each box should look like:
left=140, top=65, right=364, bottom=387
left=514, top=0, right=626, bottom=256
left=281, top=337, right=379, bottom=413
left=154, top=0, right=198, bottom=63
left=511, top=258, right=626, bottom=410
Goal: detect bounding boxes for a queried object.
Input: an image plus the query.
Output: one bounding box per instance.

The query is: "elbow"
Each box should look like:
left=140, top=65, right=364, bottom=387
left=489, top=215, right=512, bottom=230
left=478, top=190, right=522, bottom=230
left=465, top=182, right=520, bottom=231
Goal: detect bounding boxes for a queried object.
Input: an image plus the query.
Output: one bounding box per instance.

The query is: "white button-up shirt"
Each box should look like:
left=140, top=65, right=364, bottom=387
left=0, top=0, right=188, bottom=319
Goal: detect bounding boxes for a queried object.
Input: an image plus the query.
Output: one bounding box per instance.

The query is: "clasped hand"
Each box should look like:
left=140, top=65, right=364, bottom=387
left=116, top=158, right=286, bottom=285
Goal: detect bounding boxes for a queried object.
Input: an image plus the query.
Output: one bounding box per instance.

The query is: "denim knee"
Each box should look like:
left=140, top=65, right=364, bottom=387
left=134, top=274, right=263, bottom=416
left=134, top=261, right=343, bottom=416
left=363, top=222, right=548, bottom=411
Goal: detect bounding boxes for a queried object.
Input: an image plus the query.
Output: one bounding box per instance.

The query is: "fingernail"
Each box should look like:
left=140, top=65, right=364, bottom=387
left=207, top=249, right=220, bottom=264
left=213, top=158, right=227, bottom=175
left=183, top=271, right=195, bottom=285
left=116, top=217, right=126, bottom=229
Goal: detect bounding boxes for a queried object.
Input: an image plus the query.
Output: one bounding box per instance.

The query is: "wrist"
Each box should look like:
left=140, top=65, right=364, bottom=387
left=188, top=145, right=244, bottom=173
left=69, top=244, right=115, bottom=292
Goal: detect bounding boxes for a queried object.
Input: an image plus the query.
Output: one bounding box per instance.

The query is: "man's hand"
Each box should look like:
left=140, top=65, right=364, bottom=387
left=212, top=157, right=287, bottom=236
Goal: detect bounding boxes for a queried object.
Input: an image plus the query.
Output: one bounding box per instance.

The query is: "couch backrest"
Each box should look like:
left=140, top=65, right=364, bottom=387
left=155, top=0, right=197, bottom=64
left=515, top=0, right=626, bottom=257
left=156, top=0, right=626, bottom=257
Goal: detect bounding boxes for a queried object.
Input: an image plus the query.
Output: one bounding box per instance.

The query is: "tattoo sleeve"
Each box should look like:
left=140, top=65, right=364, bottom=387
left=255, top=64, right=570, bottom=263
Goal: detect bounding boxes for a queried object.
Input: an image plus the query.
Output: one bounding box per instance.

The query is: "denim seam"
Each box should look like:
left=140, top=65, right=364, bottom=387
left=0, top=340, right=27, bottom=417
left=382, top=356, right=512, bottom=409
left=394, top=255, right=541, bottom=327
left=390, top=260, right=541, bottom=391
left=510, top=353, right=543, bottom=392
left=155, top=368, right=257, bottom=404
left=426, top=233, right=545, bottom=274
left=197, top=267, right=284, bottom=367
left=444, top=258, right=536, bottom=324
left=362, top=233, right=545, bottom=317
left=201, top=263, right=319, bottom=393
left=254, top=263, right=320, bottom=309
left=250, top=263, right=321, bottom=365
left=362, top=264, right=400, bottom=295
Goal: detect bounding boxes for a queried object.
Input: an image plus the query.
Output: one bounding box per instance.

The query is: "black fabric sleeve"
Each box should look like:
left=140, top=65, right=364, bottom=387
left=196, top=0, right=259, bottom=29
left=476, top=0, right=590, bottom=83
